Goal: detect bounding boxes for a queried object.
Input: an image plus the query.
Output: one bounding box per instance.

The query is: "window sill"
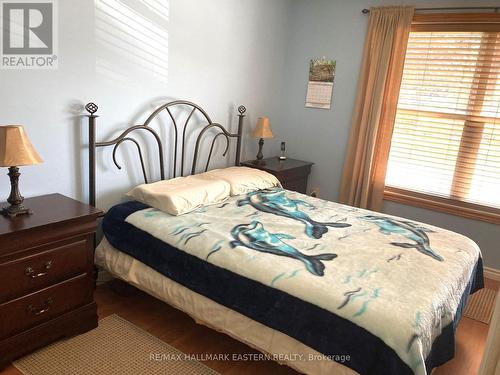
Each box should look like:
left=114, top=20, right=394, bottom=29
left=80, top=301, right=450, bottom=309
left=383, top=186, right=500, bottom=225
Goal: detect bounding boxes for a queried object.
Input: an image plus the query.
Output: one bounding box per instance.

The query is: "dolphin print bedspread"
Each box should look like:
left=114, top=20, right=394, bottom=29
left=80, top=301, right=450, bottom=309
left=102, top=188, right=483, bottom=375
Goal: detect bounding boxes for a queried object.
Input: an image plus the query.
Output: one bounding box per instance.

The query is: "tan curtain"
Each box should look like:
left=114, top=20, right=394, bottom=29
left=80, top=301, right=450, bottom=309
left=479, top=291, right=500, bottom=375
left=339, top=6, right=414, bottom=210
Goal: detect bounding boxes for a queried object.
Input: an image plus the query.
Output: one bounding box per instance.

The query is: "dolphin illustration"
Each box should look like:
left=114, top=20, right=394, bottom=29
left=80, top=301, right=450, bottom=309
left=238, top=189, right=350, bottom=239
left=230, top=221, right=337, bottom=276
left=362, top=215, right=444, bottom=261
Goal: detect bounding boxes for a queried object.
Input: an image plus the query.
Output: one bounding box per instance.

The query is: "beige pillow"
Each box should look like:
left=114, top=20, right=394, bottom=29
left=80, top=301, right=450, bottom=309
left=202, top=166, right=281, bottom=195
left=127, top=175, right=231, bottom=216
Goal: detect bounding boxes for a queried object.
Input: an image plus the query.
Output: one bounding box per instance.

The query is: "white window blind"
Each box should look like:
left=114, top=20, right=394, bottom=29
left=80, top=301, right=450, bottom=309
left=385, top=28, right=500, bottom=209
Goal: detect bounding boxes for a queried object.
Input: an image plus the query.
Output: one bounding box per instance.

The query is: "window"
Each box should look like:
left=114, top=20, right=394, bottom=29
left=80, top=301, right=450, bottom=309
left=384, top=14, right=500, bottom=223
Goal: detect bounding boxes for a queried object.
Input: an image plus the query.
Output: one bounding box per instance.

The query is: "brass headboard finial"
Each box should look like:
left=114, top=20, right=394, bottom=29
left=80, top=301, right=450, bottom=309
left=85, top=102, right=99, bottom=116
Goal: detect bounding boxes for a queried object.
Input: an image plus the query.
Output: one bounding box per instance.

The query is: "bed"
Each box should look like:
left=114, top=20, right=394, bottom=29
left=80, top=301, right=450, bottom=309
left=85, top=100, right=483, bottom=375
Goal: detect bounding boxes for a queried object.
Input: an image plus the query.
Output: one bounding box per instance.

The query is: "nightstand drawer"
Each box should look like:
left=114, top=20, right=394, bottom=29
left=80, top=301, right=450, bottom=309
left=0, top=239, right=89, bottom=302
left=241, top=158, right=313, bottom=194
left=282, top=178, right=308, bottom=193
left=0, top=275, right=91, bottom=339
left=274, top=166, right=312, bottom=182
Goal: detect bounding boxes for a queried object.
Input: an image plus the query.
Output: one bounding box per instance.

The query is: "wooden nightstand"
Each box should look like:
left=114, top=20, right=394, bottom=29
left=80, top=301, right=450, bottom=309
left=0, top=194, right=102, bottom=368
left=241, top=157, right=313, bottom=194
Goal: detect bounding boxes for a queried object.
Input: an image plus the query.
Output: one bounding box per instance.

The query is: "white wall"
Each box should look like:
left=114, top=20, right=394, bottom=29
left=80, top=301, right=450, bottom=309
left=1, top=0, right=289, bottom=209
left=278, top=0, right=500, bottom=269
left=2, top=0, right=498, bottom=269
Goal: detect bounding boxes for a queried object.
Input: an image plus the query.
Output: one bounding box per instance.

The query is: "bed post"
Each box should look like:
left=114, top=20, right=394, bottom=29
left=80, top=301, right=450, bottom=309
left=85, top=103, right=99, bottom=207
left=235, top=105, right=246, bottom=166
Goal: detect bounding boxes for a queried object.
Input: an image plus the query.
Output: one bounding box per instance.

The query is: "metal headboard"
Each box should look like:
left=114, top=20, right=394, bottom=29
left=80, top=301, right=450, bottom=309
left=84, top=100, right=246, bottom=207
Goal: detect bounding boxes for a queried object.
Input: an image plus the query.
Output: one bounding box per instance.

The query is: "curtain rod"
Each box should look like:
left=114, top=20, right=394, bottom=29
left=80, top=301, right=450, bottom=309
left=361, top=7, right=500, bottom=14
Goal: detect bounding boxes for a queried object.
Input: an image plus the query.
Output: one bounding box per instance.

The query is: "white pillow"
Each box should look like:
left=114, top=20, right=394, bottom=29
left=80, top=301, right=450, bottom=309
left=202, top=166, right=281, bottom=195
left=126, top=175, right=230, bottom=216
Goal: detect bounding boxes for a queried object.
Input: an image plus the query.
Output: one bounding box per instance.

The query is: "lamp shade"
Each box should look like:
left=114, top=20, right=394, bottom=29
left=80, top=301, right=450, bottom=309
left=251, top=117, right=274, bottom=139
left=0, top=125, right=42, bottom=167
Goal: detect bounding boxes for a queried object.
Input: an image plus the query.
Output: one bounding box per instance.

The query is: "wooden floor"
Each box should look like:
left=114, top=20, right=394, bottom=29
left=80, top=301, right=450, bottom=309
left=2, top=278, right=498, bottom=375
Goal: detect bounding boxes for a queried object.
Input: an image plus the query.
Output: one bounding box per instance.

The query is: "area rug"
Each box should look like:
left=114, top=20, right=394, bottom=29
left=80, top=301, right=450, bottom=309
left=464, top=288, right=498, bottom=324
left=14, top=314, right=220, bottom=375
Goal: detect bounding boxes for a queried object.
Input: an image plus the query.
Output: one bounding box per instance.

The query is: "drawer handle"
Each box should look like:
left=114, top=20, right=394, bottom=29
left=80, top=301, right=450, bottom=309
left=27, top=298, right=53, bottom=316
left=25, top=260, right=53, bottom=278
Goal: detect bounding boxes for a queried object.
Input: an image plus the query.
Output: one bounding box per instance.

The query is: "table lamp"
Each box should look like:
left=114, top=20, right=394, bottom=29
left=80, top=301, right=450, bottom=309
left=0, top=125, right=42, bottom=217
left=251, top=117, right=274, bottom=165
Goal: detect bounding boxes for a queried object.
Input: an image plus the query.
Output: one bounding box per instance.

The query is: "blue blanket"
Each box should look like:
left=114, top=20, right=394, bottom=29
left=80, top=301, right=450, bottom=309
left=102, top=193, right=483, bottom=375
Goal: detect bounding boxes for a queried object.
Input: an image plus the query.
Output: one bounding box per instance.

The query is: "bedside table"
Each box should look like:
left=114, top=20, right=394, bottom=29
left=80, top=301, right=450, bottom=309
left=241, top=158, right=313, bottom=194
left=0, top=193, right=102, bottom=368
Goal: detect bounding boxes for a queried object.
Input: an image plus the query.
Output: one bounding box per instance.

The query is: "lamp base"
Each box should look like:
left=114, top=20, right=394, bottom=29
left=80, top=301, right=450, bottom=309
left=1, top=205, right=32, bottom=217
left=2, top=166, right=33, bottom=218
left=254, top=138, right=266, bottom=165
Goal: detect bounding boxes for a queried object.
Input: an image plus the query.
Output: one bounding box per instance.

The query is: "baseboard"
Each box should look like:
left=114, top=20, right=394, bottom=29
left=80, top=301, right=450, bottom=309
left=484, top=266, right=500, bottom=282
